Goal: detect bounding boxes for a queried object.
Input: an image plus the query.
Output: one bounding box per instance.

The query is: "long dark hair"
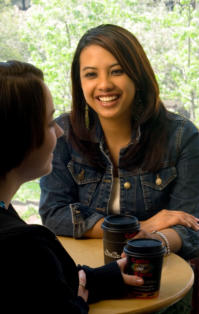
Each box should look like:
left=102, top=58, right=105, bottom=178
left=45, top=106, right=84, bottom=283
left=70, top=24, right=168, bottom=172
left=0, top=60, right=46, bottom=177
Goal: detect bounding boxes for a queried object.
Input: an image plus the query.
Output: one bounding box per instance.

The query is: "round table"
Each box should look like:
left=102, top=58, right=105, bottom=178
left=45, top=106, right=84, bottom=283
left=58, top=236, right=194, bottom=314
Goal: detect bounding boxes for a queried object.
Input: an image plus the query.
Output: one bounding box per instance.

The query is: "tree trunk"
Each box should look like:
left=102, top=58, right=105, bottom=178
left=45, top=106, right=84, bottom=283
left=190, top=90, right=195, bottom=121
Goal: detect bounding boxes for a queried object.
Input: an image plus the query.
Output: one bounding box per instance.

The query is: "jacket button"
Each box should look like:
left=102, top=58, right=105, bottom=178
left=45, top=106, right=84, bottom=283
left=77, top=169, right=85, bottom=181
left=156, top=175, right=162, bottom=186
left=124, top=182, right=131, bottom=189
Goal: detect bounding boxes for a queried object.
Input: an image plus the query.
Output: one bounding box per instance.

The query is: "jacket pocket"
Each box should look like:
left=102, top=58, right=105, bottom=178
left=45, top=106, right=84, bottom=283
left=140, top=166, right=177, bottom=211
left=67, top=160, right=102, bottom=205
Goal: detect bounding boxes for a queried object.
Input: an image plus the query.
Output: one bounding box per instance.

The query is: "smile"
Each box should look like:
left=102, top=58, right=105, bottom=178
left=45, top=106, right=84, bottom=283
left=98, top=95, right=119, bottom=102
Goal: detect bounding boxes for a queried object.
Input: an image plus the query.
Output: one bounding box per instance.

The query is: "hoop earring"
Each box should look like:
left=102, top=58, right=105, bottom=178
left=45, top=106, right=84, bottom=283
left=85, top=104, right=89, bottom=129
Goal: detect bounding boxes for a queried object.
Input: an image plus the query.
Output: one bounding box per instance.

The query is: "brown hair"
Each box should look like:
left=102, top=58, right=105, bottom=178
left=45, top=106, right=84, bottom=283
left=0, top=60, right=46, bottom=177
left=70, top=24, right=168, bottom=171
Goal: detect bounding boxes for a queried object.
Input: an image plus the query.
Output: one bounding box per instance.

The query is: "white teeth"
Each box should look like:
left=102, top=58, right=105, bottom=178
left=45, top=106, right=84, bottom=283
left=98, top=95, right=118, bottom=102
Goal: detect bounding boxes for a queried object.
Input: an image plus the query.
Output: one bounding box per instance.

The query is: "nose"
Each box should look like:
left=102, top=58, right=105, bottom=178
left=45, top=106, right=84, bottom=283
left=55, top=123, right=64, bottom=139
left=97, top=73, right=114, bottom=91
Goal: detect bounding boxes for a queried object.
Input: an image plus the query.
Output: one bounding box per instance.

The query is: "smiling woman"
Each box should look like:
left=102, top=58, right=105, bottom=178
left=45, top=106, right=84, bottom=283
left=39, top=25, right=199, bottom=267
left=38, top=24, right=199, bottom=312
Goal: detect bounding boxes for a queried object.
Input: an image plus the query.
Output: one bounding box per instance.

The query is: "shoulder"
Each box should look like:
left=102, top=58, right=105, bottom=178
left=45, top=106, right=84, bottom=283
left=55, top=111, right=71, bottom=135
left=54, top=112, right=73, bottom=156
left=166, top=110, right=189, bottom=124
left=0, top=224, right=74, bottom=268
left=165, top=111, right=199, bottom=157
left=0, top=224, right=57, bottom=244
left=166, top=110, right=198, bottom=134
left=0, top=225, right=55, bottom=269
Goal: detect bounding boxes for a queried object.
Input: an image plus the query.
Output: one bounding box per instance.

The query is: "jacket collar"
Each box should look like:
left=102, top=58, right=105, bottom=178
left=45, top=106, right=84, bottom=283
left=92, top=119, right=141, bottom=146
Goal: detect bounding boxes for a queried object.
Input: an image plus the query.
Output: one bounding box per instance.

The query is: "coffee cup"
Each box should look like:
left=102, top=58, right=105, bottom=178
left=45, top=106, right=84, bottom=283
left=124, top=238, right=165, bottom=298
left=101, top=214, right=140, bottom=264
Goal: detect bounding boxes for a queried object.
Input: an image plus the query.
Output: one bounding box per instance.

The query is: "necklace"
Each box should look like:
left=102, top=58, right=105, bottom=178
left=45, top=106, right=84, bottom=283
left=0, top=201, right=6, bottom=208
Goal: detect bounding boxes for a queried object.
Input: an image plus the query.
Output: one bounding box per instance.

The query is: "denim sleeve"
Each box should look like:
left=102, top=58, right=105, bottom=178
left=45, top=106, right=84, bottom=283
left=168, top=120, right=199, bottom=259
left=39, top=135, right=104, bottom=238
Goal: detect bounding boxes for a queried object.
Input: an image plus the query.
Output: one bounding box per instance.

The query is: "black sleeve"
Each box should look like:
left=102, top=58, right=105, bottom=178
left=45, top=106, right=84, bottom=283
left=33, top=244, right=89, bottom=313
left=2, top=240, right=89, bottom=313
left=77, top=261, right=126, bottom=303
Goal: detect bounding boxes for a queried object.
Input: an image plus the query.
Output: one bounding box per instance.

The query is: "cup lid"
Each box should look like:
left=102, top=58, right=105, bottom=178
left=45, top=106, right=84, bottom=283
left=101, top=214, right=140, bottom=231
left=124, top=238, right=165, bottom=256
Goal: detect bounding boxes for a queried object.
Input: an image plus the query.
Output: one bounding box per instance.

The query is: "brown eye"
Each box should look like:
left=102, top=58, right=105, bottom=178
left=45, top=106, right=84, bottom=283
left=84, top=72, right=97, bottom=78
left=112, top=69, right=123, bottom=75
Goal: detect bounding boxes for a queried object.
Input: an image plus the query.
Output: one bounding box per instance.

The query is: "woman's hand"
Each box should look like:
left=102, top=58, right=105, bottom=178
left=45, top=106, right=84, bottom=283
left=78, top=270, right=88, bottom=302
left=120, top=229, right=157, bottom=252
left=140, top=209, right=199, bottom=233
left=120, top=229, right=168, bottom=260
left=116, top=258, right=144, bottom=286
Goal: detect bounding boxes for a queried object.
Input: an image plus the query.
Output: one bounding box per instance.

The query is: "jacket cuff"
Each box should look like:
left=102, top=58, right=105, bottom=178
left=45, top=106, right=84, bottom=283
left=70, top=203, right=104, bottom=238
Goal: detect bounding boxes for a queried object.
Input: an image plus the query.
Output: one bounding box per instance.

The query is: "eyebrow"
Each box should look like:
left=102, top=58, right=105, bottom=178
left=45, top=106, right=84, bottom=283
left=81, top=63, right=120, bottom=72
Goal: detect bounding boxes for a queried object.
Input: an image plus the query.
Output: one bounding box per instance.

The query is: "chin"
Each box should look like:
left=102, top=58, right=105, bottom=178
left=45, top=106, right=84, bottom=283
left=36, top=163, right=53, bottom=179
left=42, top=165, right=53, bottom=177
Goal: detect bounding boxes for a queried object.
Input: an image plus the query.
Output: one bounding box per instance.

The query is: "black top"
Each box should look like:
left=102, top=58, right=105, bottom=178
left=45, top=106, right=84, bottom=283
left=0, top=204, right=126, bottom=313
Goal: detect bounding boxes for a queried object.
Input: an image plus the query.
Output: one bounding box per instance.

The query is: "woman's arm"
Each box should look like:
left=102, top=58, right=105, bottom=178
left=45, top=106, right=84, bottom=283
left=138, top=119, right=199, bottom=259
left=162, top=119, right=199, bottom=259
left=83, top=209, right=199, bottom=239
left=83, top=208, right=199, bottom=239
left=133, top=228, right=182, bottom=254
left=7, top=237, right=89, bottom=313
left=140, top=209, right=199, bottom=233
left=83, top=217, right=104, bottom=238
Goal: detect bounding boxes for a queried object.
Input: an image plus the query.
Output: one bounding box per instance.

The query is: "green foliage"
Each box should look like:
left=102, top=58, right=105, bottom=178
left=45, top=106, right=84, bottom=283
left=0, top=0, right=12, bottom=7
left=2, top=0, right=199, bottom=121
left=0, top=3, right=30, bottom=61
left=13, top=180, right=40, bottom=202
left=21, top=205, right=40, bottom=221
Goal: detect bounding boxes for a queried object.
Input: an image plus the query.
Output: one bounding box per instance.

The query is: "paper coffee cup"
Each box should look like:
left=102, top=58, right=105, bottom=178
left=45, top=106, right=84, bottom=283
left=101, top=215, right=140, bottom=264
left=124, top=238, right=165, bottom=298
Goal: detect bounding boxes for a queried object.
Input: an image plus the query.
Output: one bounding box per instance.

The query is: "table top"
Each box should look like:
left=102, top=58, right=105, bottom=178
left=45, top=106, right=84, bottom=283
left=58, top=236, right=194, bottom=314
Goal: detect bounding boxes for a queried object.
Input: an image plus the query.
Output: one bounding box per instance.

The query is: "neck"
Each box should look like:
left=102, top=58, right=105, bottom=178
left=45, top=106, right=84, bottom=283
left=0, top=170, right=21, bottom=208
left=100, top=116, right=132, bottom=146
left=99, top=116, right=132, bottom=169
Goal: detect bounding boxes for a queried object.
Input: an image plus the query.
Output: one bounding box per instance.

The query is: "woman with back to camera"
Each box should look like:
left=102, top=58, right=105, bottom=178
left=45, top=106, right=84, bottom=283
left=0, top=60, right=146, bottom=312
left=39, top=24, right=199, bottom=262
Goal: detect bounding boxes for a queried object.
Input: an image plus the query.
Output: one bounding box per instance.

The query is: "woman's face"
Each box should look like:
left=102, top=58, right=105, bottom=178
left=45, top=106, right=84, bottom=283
left=79, top=44, right=136, bottom=124
left=17, top=84, right=63, bottom=182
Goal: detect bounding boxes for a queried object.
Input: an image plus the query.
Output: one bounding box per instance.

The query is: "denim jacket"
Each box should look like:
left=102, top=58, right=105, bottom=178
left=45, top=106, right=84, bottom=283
left=39, top=111, right=199, bottom=260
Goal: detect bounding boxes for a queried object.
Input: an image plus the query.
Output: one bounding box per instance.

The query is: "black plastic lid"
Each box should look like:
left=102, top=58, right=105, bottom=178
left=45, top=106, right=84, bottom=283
left=101, top=214, right=140, bottom=232
left=124, top=238, right=165, bottom=257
